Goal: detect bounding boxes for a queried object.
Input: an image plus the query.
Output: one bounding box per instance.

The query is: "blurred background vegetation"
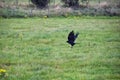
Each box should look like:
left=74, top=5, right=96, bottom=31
left=0, top=0, right=120, bottom=18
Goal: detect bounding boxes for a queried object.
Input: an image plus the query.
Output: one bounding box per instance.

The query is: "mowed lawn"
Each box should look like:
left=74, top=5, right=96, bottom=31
left=0, top=17, right=120, bottom=80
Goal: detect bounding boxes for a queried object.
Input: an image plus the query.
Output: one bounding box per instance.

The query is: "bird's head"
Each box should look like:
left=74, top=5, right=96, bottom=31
left=67, top=41, right=75, bottom=47
left=71, top=43, right=75, bottom=46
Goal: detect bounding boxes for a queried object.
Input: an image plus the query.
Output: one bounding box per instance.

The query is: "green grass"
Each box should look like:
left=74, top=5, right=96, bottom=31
left=0, top=17, right=120, bottom=80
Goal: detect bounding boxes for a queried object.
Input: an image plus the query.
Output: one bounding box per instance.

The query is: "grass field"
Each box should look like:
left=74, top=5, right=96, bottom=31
left=0, top=17, right=120, bottom=80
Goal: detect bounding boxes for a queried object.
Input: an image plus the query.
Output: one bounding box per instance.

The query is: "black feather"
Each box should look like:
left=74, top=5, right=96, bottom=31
left=67, top=30, right=79, bottom=47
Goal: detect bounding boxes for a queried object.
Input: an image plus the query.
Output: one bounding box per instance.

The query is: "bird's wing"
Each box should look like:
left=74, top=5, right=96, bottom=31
left=75, top=32, right=79, bottom=39
left=73, top=32, right=79, bottom=42
left=68, top=31, right=75, bottom=42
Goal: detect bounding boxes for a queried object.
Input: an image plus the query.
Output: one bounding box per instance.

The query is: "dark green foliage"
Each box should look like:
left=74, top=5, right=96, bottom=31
left=31, top=0, right=49, bottom=8
left=61, top=0, right=79, bottom=7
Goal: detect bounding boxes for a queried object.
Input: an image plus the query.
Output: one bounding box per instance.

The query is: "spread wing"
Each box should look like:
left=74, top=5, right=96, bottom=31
left=75, top=32, right=79, bottom=39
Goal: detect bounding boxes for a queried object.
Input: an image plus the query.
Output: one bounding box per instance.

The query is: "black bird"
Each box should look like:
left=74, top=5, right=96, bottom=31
left=67, top=30, right=79, bottom=48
